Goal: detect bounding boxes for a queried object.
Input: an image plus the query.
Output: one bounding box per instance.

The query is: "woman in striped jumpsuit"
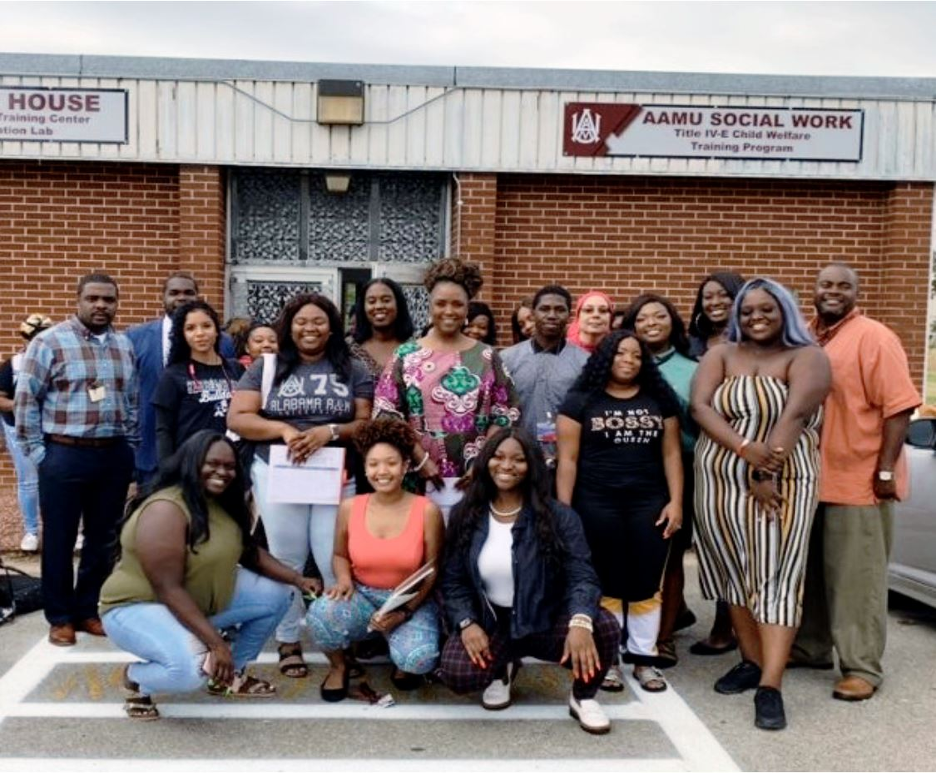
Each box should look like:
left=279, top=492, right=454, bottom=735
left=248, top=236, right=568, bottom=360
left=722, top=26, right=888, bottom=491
left=691, top=278, right=831, bottom=731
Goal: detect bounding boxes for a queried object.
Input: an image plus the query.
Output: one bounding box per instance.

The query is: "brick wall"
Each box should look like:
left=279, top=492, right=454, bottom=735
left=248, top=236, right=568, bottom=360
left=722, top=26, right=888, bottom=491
left=472, top=174, right=931, bottom=387
left=0, top=161, right=226, bottom=543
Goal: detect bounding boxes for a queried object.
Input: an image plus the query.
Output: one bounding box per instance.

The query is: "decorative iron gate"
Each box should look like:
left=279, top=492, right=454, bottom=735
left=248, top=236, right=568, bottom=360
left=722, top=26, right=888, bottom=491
left=228, top=169, right=449, bottom=330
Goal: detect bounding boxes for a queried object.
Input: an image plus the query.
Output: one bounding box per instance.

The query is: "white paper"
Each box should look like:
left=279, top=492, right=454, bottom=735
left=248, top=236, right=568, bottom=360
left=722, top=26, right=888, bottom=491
left=266, top=445, right=346, bottom=505
left=427, top=477, right=463, bottom=507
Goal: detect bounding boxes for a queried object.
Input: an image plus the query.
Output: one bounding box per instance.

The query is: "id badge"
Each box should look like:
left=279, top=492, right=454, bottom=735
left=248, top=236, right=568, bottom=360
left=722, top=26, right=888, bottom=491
left=88, top=384, right=106, bottom=403
left=536, top=419, right=557, bottom=445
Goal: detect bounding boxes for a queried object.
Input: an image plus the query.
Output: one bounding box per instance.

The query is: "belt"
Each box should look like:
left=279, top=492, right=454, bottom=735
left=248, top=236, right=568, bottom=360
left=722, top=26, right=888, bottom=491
left=47, top=434, right=122, bottom=448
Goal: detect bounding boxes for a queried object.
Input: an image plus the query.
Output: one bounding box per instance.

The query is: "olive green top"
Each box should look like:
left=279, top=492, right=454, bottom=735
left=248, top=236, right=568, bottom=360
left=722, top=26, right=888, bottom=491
left=99, top=485, right=243, bottom=617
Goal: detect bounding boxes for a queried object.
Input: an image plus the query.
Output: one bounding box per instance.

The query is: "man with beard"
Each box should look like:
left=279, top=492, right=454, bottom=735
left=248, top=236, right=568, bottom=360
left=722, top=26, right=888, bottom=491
left=15, top=273, right=138, bottom=646
left=792, top=263, right=920, bottom=701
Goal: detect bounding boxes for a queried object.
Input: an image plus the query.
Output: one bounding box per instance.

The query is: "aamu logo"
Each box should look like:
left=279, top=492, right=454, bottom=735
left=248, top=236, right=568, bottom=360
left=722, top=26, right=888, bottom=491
left=570, top=108, right=602, bottom=145
left=563, top=103, right=643, bottom=157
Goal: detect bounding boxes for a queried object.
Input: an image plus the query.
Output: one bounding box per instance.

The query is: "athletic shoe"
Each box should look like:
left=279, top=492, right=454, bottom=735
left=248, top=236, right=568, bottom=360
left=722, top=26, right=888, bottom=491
left=754, top=686, right=787, bottom=730
left=20, top=533, right=39, bottom=552
left=714, top=660, right=762, bottom=695
left=569, top=693, right=611, bottom=735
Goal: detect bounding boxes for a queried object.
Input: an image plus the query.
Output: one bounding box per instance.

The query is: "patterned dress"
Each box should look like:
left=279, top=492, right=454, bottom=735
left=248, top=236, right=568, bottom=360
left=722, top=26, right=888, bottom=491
left=374, top=340, right=520, bottom=478
left=694, top=375, right=821, bottom=627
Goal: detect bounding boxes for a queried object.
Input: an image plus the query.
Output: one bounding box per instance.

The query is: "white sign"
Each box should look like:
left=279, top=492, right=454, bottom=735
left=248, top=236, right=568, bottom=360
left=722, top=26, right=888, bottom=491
left=0, top=87, right=128, bottom=143
left=266, top=445, right=346, bottom=505
left=607, top=106, right=862, bottom=162
left=564, top=102, right=864, bottom=162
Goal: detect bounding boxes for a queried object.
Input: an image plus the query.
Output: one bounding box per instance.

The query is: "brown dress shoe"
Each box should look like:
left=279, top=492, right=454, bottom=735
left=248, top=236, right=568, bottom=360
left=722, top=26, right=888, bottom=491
left=49, top=623, right=77, bottom=647
left=74, top=617, right=107, bottom=637
left=833, top=674, right=876, bottom=702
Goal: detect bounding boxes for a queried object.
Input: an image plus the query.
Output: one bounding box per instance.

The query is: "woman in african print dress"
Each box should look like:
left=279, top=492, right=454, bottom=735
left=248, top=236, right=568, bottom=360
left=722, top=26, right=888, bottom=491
left=374, top=258, right=519, bottom=520
left=691, top=278, right=830, bottom=731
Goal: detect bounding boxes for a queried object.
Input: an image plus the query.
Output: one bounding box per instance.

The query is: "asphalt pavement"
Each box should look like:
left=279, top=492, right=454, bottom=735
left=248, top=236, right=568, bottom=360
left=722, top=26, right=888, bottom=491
left=1, top=552, right=935, bottom=772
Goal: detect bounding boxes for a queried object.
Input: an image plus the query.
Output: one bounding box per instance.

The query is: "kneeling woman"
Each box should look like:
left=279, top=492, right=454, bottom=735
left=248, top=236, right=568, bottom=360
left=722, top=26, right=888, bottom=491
left=439, top=428, right=620, bottom=735
left=307, top=419, right=445, bottom=701
left=99, top=431, right=320, bottom=720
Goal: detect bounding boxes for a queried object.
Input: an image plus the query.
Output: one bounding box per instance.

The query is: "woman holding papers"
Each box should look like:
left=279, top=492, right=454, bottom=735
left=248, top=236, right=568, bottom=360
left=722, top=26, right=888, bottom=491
left=373, top=257, right=519, bottom=519
left=100, top=431, right=320, bottom=720
left=228, top=293, right=374, bottom=680
left=307, top=418, right=445, bottom=701
left=439, top=428, right=620, bottom=735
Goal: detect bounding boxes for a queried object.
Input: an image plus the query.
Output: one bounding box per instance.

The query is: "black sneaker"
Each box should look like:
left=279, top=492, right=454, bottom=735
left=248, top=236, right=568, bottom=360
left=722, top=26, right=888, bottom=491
left=754, top=686, right=787, bottom=730
left=714, top=660, right=762, bottom=694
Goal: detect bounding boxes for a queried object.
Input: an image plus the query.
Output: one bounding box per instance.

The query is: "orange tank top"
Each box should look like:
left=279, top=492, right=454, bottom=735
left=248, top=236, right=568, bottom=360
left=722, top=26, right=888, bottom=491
left=348, top=494, right=427, bottom=589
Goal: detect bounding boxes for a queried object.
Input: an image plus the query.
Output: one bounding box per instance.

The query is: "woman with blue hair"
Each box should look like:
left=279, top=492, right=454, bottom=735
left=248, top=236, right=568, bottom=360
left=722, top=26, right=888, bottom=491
left=690, top=278, right=831, bottom=731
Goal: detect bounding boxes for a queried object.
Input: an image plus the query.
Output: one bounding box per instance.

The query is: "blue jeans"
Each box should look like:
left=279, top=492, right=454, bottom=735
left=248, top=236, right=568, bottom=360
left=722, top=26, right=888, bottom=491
left=2, top=422, right=39, bottom=535
left=307, top=584, right=441, bottom=674
left=102, top=568, right=290, bottom=697
left=251, top=456, right=354, bottom=643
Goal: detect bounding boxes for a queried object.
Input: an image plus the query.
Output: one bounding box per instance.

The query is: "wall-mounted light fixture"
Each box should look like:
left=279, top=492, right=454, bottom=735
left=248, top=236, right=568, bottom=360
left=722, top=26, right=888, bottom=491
left=317, top=80, right=365, bottom=125
left=324, top=173, right=352, bottom=194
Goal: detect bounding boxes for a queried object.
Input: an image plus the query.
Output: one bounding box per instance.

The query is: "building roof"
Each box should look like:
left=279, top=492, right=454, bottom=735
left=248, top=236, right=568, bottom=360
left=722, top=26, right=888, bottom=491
left=2, top=51, right=935, bottom=101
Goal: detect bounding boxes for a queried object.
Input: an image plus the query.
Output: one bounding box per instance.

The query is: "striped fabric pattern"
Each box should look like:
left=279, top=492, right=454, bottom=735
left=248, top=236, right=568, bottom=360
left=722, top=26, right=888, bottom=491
left=693, top=375, right=821, bottom=627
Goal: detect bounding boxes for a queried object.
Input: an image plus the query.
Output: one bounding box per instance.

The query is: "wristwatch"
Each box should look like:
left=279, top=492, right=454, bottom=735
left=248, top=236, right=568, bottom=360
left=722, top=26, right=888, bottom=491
left=328, top=423, right=340, bottom=442
left=458, top=617, right=475, bottom=631
left=877, top=470, right=894, bottom=482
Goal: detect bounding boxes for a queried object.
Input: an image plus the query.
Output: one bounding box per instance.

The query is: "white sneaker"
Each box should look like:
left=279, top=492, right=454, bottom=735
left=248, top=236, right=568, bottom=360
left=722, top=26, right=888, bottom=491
left=74, top=533, right=84, bottom=552
left=20, top=532, right=39, bottom=552
left=569, top=693, right=611, bottom=735
left=481, top=660, right=520, bottom=711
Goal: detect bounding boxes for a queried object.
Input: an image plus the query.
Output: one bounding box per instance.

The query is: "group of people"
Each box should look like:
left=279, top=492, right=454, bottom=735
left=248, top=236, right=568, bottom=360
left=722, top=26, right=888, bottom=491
left=2, top=255, right=919, bottom=735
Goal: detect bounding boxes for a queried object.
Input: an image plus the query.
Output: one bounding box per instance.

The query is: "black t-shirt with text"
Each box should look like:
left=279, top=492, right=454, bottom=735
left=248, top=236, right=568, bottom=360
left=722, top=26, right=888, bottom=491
left=559, top=388, right=675, bottom=494
left=152, top=359, right=245, bottom=455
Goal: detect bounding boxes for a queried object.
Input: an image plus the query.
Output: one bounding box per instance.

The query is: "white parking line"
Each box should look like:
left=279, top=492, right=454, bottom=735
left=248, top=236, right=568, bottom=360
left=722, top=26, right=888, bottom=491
left=0, top=757, right=691, bottom=772
left=0, top=636, right=739, bottom=772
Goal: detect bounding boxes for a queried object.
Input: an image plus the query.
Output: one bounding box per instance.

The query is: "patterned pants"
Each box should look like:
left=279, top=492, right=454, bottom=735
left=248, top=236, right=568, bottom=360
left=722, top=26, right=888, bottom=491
left=439, top=608, right=621, bottom=700
left=307, top=583, right=440, bottom=675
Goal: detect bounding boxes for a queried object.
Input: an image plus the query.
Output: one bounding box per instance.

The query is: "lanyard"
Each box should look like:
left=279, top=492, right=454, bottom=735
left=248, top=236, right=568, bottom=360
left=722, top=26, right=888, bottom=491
left=187, top=360, right=233, bottom=396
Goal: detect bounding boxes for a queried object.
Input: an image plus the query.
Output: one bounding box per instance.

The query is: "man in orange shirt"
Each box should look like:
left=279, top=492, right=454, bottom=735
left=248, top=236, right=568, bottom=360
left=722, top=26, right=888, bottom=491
left=793, top=263, right=920, bottom=701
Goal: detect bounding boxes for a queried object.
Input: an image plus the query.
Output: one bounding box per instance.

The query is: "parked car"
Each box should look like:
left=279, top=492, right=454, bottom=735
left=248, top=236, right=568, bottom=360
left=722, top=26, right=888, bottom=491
left=889, top=417, right=936, bottom=608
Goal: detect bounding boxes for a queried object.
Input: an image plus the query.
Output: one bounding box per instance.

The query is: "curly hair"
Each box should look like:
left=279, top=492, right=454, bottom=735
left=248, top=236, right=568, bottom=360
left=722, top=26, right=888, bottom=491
left=446, top=428, right=565, bottom=564
left=688, top=272, right=746, bottom=341
left=621, top=293, right=692, bottom=357
left=423, top=257, right=484, bottom=300
left=351, top=277, right=415, bottom=345
left=167, top=300, right=223, bottom=365
left=353, top=418, right=420, bottom=462
left=569, top=328, right=681, bottom=417
left=273, top=293, right=353, bottom=384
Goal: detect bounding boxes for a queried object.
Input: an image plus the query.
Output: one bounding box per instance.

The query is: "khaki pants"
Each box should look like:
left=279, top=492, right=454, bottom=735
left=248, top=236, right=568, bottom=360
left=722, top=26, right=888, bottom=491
left=792, top=502, right=894, bottom=687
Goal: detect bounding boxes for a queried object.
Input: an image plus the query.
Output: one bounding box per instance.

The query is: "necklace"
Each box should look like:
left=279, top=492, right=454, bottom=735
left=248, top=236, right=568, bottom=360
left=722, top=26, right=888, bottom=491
left=490, top=502, right=522, bottom=518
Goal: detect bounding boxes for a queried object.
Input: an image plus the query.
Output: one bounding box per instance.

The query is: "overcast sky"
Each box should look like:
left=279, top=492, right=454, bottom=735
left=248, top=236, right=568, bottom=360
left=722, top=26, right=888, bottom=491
left=1, top=1, right=935, bottom=78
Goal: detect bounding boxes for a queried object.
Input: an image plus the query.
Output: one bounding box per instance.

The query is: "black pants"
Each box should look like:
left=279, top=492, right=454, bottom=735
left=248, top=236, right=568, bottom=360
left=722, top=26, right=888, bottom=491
left=39, top=440, right=134, bottom=625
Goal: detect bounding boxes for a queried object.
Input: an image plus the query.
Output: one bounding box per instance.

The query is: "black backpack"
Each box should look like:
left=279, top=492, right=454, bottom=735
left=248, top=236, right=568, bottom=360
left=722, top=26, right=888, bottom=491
left=0, top=557, right=43, bottom=626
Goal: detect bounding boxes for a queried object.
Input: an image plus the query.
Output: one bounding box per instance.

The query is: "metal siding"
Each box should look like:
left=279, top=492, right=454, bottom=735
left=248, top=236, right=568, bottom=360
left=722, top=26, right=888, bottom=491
left=0, top=76, right=934, bottom=180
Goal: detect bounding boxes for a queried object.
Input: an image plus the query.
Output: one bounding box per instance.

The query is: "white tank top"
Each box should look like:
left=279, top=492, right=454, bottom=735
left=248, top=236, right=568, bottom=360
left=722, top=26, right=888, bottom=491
left=477, top=514, right=515, bottom=608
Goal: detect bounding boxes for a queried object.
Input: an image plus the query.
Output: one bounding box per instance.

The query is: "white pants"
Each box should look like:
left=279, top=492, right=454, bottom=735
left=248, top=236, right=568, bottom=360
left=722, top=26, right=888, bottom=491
left=251, top=456, right=355, bottom=643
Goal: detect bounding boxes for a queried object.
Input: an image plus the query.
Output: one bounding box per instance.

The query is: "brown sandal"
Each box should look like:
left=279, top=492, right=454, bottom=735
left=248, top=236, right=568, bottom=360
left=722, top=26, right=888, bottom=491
left=207, top=671, right=277, bottom=698
left=122, top=665, right=160, bottom=720
left=277, top=642, right=309, bottom=678
left=656, top=638, right=678, bottom=668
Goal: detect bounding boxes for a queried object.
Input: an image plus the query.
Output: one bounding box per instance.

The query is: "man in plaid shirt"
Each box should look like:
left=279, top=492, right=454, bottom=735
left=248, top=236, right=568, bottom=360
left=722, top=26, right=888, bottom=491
left=15, top=272, right=138, bottom=647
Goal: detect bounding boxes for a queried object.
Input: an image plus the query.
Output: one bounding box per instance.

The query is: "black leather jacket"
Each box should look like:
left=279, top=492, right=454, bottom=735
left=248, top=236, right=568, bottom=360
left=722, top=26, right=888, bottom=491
left=441, top=499, right=601, bottom=639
